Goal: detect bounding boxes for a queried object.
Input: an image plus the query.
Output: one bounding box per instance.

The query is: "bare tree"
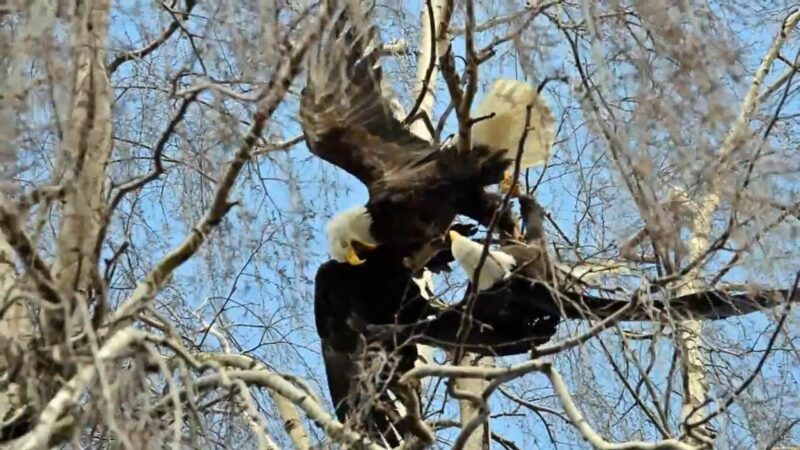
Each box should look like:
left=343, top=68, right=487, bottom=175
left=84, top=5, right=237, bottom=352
left=0, top=1, right=798, bottom=449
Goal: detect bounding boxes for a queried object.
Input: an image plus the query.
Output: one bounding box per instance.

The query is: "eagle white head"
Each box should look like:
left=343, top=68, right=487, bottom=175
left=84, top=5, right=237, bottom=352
left=448, top=230, right=516, bottom=291
left=326, top=205, right=379, bottom=265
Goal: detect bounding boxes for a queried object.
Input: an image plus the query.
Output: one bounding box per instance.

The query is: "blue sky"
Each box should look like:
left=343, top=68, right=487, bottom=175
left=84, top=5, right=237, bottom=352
left=98, top=2, right=800, bottom=448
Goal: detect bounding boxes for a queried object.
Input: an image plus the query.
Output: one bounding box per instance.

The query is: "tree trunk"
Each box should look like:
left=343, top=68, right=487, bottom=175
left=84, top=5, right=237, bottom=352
left=455, top=354, right=493, bottom=450
left=409, top=2, right=495, bottom=446
left=0, top=229, right=33, bottom=428
left=677, top=197, right=717, bottom=447
left=408, top=0, right=452, bottom=142
left=407, top=0, right=452, bottom=428
left=45, top=0, right=113, bottom=342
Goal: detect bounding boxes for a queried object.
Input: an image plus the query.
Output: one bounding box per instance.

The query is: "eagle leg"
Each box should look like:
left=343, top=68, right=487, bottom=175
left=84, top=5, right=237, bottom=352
left=499, top=170, right=523, bottom=197
left=512, top=224, right=525, bottom=241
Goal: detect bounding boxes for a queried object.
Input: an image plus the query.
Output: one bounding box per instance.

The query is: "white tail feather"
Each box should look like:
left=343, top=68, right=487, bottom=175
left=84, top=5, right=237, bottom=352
left=471, top=79, right=556, bottom=168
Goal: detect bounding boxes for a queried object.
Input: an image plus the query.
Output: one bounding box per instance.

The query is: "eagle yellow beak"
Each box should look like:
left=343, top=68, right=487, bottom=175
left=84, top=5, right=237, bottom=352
left=346, top=244, right=366, bottom=265
left=356, top=241, right=378, bottom=251
left=448, top=230, right=462, bottom=242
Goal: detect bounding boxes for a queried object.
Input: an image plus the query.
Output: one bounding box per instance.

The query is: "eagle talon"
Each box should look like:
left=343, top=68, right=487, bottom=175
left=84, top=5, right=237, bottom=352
left=499, top=171, right=523, bottom=197
left=512, top=226, right=525, bottom=242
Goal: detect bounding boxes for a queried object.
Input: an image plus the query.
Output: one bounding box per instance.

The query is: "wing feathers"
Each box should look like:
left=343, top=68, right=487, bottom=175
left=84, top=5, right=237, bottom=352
left=301, top=1, right=435, bottom=186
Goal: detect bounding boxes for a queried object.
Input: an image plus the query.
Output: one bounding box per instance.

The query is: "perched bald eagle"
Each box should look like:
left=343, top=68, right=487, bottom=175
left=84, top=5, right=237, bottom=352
left=314, top=237, right=561, bottom=446
left=302, top=3, right=519, bottom=266
left=448, top=197, right=797, bottom=322
left=472, top=79, right=556, bottom=195
left=316, top=209, right=796, bottom=444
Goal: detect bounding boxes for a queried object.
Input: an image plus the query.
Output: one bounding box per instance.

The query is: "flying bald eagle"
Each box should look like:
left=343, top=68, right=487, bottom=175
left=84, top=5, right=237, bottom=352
left=302, top=3, right=519, bottom=266
left=472, top=79, right=556, bottom=195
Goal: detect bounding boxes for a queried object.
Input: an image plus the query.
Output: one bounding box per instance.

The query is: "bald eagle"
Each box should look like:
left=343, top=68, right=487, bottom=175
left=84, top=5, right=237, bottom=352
left=316, top=215, right=796, bottom=444
left=448, top=197, right=797, bottom=322
left=314, top=237, right=561, bottom=446
left=472, top=79, right=556, bottom=195
left=449, top=229, right=556, bottom=290
left=302, top=3, right=519, bottom=266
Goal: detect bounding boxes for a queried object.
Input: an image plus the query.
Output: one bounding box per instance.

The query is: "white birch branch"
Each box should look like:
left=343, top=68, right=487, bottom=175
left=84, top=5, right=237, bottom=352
left=200, top=319, right=292, bottom=450
left=408, top=0, right=452, bottom=141
left=194, top=369, right=388, bottom=450
left=111, top=13, right=324, bottom=323
left=198, top=329, right=312, bottom=450
left=402, top=360, right=696, bottom=450
left=0, top=229, right=32, bottom=433
left=10, top=328, right=147, bottom=450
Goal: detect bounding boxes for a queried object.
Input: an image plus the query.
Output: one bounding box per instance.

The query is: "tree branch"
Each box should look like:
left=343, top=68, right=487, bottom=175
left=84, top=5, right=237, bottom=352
left=107, top=0, right=198, bottom=74
left=110, top=11, right=324, bottom=323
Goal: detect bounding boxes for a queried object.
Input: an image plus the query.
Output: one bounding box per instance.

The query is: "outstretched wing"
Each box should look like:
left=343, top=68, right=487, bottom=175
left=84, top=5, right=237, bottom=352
left=300, top=2, right=435, bottom=187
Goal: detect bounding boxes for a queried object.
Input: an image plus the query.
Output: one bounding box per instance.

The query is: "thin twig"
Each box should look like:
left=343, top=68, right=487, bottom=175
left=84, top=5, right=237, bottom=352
left=108, top=0, right=198, bottom=74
